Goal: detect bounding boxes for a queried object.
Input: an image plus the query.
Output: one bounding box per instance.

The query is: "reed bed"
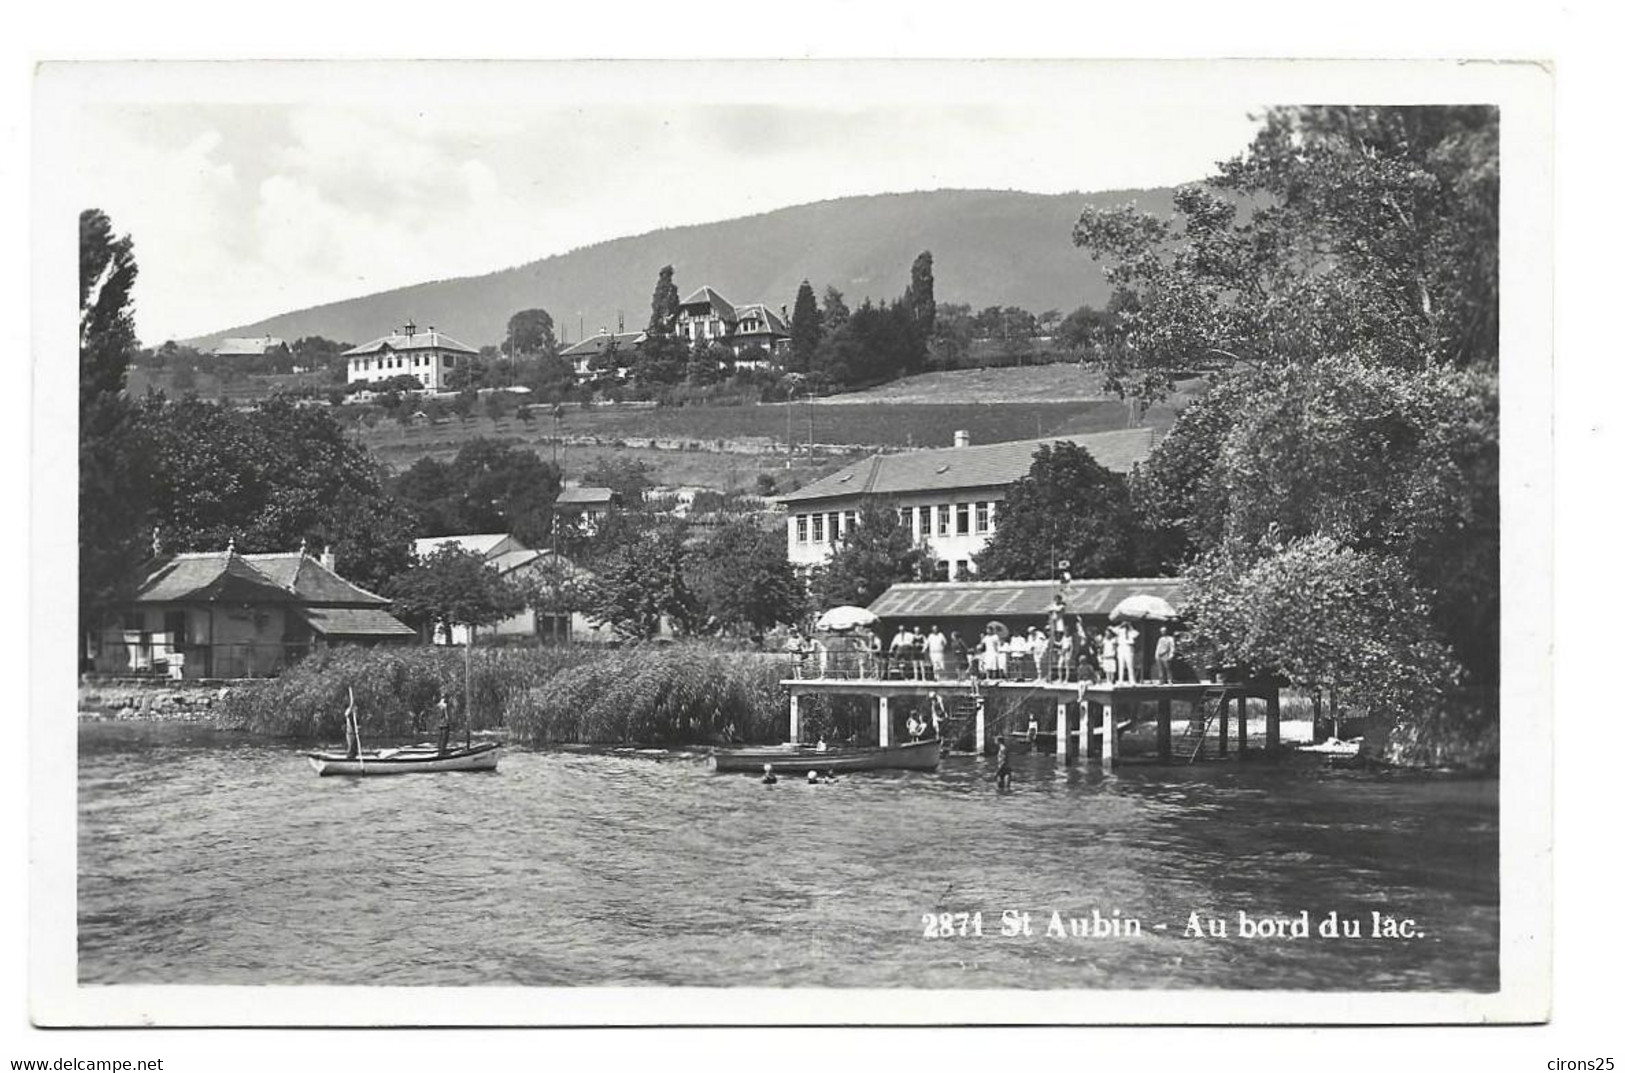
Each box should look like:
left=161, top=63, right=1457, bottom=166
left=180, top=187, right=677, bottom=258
left=505, top=645, right=786, bottom=746
left=213, top=644, right=595, bottom=741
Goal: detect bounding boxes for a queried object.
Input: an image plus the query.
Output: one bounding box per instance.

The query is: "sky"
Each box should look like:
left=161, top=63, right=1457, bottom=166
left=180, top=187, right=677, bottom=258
left=57, top=62, right=1266, bottom=344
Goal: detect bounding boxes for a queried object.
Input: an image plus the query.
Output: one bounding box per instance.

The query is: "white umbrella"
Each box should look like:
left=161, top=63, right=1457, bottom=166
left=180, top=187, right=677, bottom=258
left=816, top=605, right=879, bottom=632
left=1108, top=594, right=1179, bottom=623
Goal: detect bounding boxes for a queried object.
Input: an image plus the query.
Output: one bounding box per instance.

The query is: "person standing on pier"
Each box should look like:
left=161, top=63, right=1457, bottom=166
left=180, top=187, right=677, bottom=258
left=1057, top=628, right=1076, bottom=682
left=926, top=625, right=948, bottom=681
left=1099, top=628, right=1117, bottom=683
left=1155, top=627, right=1176, bottom=683
left=1117, top=622, right=1140, bottom=684
left=889, top=627, right=913, bottom=680
left=1030, top=627, right=1051, bottom=681
left=950, top=630, right=970, bottom=679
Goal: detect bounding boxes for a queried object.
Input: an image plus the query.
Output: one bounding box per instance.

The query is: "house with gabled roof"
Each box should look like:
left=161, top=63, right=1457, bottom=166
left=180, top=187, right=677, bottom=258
left=343, top=320, right=477, bottom=391
left=775, top=428, right=1156, bottom=581
left=560, top=329, right=645, bottom=378
left=676, top=286, right=790, bottom=357
left=92, top=542, right=414, bottom=679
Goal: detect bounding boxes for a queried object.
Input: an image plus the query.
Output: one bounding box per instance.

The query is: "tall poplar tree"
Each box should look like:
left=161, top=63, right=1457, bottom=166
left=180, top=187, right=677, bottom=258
left=789, top=280, right=822, bottom=373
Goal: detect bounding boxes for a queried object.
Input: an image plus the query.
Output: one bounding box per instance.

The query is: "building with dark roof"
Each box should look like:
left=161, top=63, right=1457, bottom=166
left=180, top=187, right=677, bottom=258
left=92, top=544, right=414, bottom=679
left=776, top=428, right=1156, bottom=581
left=676, top=286, right=790, bottom=357
left=560, top=329, right=645, bottom=377
left=343, top=320, right=477, bottom=391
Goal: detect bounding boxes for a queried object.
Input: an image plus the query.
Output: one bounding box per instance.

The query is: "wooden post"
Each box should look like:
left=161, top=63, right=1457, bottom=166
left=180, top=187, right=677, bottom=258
left=1266, top=689, right=1281, bottom=755
left=1157, top=697, right=1172, bottom=763
left=1218, top=694, right=1229, bottom=757
left=788, top=692, right=800, bottom=744
left=1101, top=696, right=1116, bottom=767
left=878, top=695, right=891, bottom=747
left=974, top=696, right=987, bottom=755
left=1056, top=698, right=1069, bottom=764
left=1236, top=694, right=1248, bottom=756
left=1086, top=700, right=1102, bottom=760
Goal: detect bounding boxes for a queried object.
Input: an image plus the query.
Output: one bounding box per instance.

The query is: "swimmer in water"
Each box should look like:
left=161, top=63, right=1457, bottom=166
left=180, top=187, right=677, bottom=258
left=807, top=769, right=820, bottom=784
left=995, top=734, right=1013, bottom=790
left=761, top=763, right=777, bottom=784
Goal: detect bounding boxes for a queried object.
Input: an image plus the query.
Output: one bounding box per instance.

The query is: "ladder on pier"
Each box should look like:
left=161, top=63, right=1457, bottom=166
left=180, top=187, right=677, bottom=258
left=1172, top=687, right=1232, bottom=763
left=934, top=693, right=981, bottom=751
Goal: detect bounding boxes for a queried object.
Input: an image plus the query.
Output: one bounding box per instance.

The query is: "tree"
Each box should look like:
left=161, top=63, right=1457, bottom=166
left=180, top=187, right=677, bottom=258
left=387, top=545, right=525, bottom=643
left=973, top=442, right=1141, bottom=580
left=1073, top=105, right=1498, bottom=403
left=505, top=308, right=559, bottom=360
left=905, top=250, right=936, bottom=337
left=78, top=209, right=151, bottom=630
left=687, top=518, right=804, bottom=638
left=1180, top=535, right=1459, bottom=727
left=140, top=395, right=415, bottom=592
left=809, top=502, right=932, bottom=610
left=579, top=515, right=699, bottom=640
left=391, top=438, right=562, bottom=547
left=648, top=264, right=681, bottom=334
left=821, top=286, right=850, bottom=332
left=789, top=280, right=823, bottom=374
left=579, top=456, right=654, bottom=509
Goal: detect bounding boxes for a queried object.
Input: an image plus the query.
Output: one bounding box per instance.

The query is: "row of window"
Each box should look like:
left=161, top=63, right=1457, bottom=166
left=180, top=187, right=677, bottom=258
left=351, top=353, right=457, bottom=372
left=791, top=501, right=996, bottom=546
left=899, top=501, right=995, bottom=540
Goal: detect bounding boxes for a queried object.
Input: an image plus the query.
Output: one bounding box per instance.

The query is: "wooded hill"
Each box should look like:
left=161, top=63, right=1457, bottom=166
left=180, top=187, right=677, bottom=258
left=188, top=187, right=1179, bottom=350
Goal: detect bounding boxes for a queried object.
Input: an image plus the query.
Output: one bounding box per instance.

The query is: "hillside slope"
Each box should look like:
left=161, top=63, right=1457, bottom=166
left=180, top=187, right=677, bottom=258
left=189, top=187, right=1178, bottom=350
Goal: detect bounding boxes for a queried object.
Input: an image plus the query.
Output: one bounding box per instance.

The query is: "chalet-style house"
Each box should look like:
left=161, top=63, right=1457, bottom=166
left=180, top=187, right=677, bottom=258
left=213, top=335, right=291, bottom=360
left=560, top=329, right=645, bottom=378
left=92, top=543, right=414, bottom=679
left=675, top=287, right=790, bottom=357
left=554, top=486, right=615, bottom=535
left=775, top=428, right=1156, bottom=581
left=343, top=321, right=477, bottom=391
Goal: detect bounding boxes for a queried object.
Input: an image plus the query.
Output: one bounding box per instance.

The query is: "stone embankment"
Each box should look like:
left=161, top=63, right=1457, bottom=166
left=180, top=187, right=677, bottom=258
left=79, top=678, right=238, bottom=722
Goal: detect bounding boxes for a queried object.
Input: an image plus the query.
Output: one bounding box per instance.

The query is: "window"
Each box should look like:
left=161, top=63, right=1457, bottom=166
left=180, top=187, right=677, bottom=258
left=812, top=513, right=825, bottom=543
left=986, top=501, right=997, bottom=532
left=975, top=501, right=990, bottom=533
left=934, top=560, right=951, bottom=581
left=795, top=515, right=808, bottom=544
left=955, top=503, right=971, bottom=535
left=845, top=510, right=858, bottom=532
left=955, top=560, right=970, bottom=579
left=829, top=512, right=842, bottom=542
left=937, top=504, right=952, bottom=537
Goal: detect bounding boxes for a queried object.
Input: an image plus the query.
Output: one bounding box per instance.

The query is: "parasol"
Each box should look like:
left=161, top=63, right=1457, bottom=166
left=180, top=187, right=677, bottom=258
left=1108, top=594, right=1179, bottom=623
left=816, top=605, right=879, bottom=632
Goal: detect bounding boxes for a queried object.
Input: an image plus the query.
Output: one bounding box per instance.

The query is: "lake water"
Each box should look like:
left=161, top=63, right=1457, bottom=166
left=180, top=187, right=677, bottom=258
left=78, top=722, right=1498, bottom=990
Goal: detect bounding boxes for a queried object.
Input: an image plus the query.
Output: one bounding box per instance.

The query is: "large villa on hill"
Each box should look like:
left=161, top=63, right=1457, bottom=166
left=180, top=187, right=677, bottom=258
left=343, top=321, right=478, bottom=390
left=775, top=428, right=1156, bottom=581
left=675, top=286, right=791, bottom=357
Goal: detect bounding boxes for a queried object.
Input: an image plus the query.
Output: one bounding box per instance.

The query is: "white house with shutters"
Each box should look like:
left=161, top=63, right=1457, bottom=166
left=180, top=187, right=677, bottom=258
left=774, top=428, right=1155, bottom=581
left=343, top=321, right=477, bottom=391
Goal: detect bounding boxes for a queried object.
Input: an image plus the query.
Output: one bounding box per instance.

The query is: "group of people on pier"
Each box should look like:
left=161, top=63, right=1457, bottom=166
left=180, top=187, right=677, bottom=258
left=784, top=618, right=1179, bottom=684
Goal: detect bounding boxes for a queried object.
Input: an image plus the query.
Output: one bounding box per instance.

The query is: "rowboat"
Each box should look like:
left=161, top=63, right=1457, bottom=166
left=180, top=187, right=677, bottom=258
left=306, top=740, right=502, bottom=776
left=710, top=738, right=940, bottom=775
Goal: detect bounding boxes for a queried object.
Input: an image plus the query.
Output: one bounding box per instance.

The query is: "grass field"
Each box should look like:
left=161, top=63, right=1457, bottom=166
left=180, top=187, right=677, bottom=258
left=351, top=366, right=1208, bottom=489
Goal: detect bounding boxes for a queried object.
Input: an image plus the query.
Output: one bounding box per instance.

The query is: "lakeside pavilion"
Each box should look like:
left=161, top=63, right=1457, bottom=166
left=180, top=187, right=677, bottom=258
left=786, top=578, right=1284, bottom=766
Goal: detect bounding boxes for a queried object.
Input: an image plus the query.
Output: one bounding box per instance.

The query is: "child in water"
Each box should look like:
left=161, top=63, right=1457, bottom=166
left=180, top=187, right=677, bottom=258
left=761, top=764, right=777, bottom=785
left=995, top=735, right=1013, bottom=790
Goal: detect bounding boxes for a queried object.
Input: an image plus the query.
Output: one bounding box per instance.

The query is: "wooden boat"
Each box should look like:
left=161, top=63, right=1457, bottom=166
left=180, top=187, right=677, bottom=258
left=306, top=740, right=502, bottom=776
left=710, top=738, right=940, bottom=774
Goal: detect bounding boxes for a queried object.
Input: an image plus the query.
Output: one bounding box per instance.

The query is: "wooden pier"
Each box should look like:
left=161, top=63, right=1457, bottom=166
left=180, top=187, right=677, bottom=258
left=780, top=675, right=1283, bottom=766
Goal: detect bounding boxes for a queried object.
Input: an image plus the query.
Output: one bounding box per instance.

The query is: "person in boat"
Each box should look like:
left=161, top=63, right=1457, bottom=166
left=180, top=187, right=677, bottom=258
left=436, top=697, right=452, bottom=756
left=343, top=696, right=359, bottom=760
left=906, top=714, right=924, bottom=742
left=761, top=764, right=777, bottom=784
left=995, top=735, right=1013, bottom=790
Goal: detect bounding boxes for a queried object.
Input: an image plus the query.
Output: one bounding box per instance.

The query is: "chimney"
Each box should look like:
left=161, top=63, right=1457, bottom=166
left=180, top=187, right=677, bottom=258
left=405, top=320, right=417, bottom=338
left=953, top=430, right=970, bottom=448
left=320, top=545, right=336, bottom=572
